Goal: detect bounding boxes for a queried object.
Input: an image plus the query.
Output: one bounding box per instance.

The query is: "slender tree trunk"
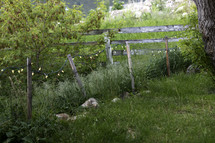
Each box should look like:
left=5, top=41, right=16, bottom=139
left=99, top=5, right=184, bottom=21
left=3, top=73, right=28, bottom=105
left=193, top=0, right=215, bottom=68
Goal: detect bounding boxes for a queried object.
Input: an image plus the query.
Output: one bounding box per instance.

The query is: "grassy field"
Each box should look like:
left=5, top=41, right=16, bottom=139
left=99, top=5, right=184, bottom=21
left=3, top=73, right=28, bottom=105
left=1, top=54, right=214, bottom=142
left=52, top=73, right=215, bottom=143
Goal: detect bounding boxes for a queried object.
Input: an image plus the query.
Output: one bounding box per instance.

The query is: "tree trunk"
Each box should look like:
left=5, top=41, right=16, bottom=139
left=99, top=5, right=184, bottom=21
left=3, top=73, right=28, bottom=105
left=193, top=0, right=215, bottom=68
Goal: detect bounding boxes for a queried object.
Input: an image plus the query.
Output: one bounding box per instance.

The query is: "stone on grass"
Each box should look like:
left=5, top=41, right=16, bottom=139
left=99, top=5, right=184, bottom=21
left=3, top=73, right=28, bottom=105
left=127, top=128, right=136, bottom=139
left=112, top=97, right=120, bottom=103
left=186, top=65, right=200, bottom=74
left=81, top=98, right=98, bottom=108
left=56, top=113, right=70, bottom=120
left=56, top=112, right=88, bottom=121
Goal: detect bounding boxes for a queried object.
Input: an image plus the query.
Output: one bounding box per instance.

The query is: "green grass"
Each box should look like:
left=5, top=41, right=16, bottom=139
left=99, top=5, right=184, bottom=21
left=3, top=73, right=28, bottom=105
left=101, top=12, right=188, bottom=29
left=55, top=73, right=215, bottom=143
left=1, top=59, right=214, bottom=142
left=84, top=31, right=184, bottom=42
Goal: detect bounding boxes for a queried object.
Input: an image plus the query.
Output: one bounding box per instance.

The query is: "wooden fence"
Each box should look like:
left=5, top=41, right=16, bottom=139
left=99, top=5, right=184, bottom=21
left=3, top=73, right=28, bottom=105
left=60, top=24, right=187, bottom=64
left=25, top=25, right=188, bottom=119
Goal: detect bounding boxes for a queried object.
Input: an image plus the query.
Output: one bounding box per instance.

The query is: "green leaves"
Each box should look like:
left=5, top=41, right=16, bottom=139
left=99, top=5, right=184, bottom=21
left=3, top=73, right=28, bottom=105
left=0, top=0, right=84, bottom=69
left=179, top=9, right=213, bottom=72
left=112, top=0, right=124, bottom=10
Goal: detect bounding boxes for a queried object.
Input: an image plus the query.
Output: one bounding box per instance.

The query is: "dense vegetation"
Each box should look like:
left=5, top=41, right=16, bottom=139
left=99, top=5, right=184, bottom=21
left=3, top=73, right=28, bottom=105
left=1, top=0, right=215, bottom=142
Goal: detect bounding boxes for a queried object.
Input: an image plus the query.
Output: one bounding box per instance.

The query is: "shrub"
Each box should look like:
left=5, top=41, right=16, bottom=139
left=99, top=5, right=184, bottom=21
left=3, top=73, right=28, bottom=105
left=179, top=6, right=215, bottom=74
left=0, top=114, right=62, bottom=143
left=151, top=0, right=166, bottom=12
left=144, top=47, right=191, bottom=79
left=112, top=0, right=124, bottom=10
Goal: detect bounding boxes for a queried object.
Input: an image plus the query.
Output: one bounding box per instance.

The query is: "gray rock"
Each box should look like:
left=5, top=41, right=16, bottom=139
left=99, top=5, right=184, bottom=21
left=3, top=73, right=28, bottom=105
left=56, top=113, right=70, bottom=120
left=81, top=98, right=98, bottom=108
left=186, top=65, right=200, bottom=74
left=56, top=112, right=88, bottom=121
left=112, top=97, right=120, bottom=103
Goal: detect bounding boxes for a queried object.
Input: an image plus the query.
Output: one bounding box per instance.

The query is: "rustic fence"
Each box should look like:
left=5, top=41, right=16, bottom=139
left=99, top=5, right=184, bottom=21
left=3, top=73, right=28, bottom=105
left=60, top=24, right=187, bottom=98
left=59, top=25, right=187, bottom=64
left=1, top=24, right=187, bottom=119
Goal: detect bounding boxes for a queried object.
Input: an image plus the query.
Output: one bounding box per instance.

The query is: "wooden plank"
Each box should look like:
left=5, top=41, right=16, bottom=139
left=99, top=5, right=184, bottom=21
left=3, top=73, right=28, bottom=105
left=27, top=58, right=32, bottom=120
left=84, top=29, right=110, bottom=35
left=112, top=48, right=174, bottom=56
left=111, top=37, right=185, bottom=44
left=84, top=25, right=188, bottom=35
left=165, top=37, right=171, bottom=77
left=58, top=41, right=98, bottom=46
left=112, top=50, right=124, bottom=56
left=126, top=42, right=135, bottom=93
left=105, top=37, right=113, bottom=64
left=67, top=54, right=87, bottom=97
left=61, top=38, right=186, bottom=46
left=118, top=25, right=188, bottom=34
left=0, top=48, right=12, bottom=51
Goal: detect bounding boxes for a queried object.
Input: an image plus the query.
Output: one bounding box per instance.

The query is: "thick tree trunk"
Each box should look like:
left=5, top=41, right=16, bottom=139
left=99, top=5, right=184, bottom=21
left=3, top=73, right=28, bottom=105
left=193, top=0, right=215, bottom=68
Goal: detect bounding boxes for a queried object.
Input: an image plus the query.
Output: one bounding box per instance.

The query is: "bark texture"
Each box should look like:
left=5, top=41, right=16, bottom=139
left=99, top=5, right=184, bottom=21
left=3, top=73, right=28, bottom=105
left=193, top=0, right=215, bottom=68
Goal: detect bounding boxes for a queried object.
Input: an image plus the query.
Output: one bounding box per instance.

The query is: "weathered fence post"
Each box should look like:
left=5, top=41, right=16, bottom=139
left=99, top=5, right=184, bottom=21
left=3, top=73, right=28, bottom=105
left=105, top=36, right=113, bottom=64
left=126, top=42, right=135, bottom=94
left=27, top=58, right=32, bottom=120
left=67, top=54, right=87, bottom=97
left=164, top=36, right=171, bottom=77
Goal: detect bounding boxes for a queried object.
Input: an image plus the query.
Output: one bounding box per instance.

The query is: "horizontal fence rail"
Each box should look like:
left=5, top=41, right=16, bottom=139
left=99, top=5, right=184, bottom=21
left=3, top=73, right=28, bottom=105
left=111, top=37, right=186, bottom=44
left=0, top=48, right=12, bottom=51
left=84, top=25, right=188, bottom=35
left=112, top=47, right=177, bottom=56
left=1, top=25, right=188, bottom=50
left=58, top=37, right=186, bottom=46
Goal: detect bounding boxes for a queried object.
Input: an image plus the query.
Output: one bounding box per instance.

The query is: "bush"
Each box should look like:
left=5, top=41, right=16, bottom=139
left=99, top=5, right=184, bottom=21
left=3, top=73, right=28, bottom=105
left=151, top=0, right=166, bottom=11
left=144, top=47, right=191, bottom=79
left=179, top=7, right=215, bottom=74
left=0, top=115, right=63, bottom=143
left=112, top=0, right=124, bottom=10
left=147, top=73, right=215, bottom=97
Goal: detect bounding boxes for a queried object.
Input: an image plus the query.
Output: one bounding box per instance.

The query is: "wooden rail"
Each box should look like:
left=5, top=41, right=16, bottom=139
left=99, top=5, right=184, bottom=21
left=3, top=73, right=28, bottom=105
left=84, top=25, right=188, bottom=35
left=57, top=25, right=187, bottom=46
left=112, top=48, right=175, bottom=56
left=1, top=25, right=187, bottom=49
left=59, top=37, right=186, bottom=46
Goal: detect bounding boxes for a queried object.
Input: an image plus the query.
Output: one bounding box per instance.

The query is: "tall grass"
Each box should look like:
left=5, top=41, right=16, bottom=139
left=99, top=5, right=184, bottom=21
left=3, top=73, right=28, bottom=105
left=0, top=49, right=213, bottom=142
left=32, top=63, right=131, bottom=114
left=55, top=73, right=215, bottom=143
left=31, top=48, right=189, bottom=114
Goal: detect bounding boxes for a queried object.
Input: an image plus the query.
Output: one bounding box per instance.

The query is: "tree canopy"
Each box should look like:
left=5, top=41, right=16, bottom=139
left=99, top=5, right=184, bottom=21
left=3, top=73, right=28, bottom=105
left=0, top=0, right=107, bottom=70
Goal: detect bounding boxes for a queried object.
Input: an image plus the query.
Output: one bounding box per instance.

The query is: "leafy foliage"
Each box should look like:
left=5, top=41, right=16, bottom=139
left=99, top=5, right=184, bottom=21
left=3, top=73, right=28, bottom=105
left=179, top=7, right=214, bottom=73
left=0, top=0, right=83, bottom=68
left=81, top=1, right=107, bottom=31
left=145, top=48, right=191, bottom=79
left=0, top=0, right=109, bottom=96
left=112, top=0, right=124, bottom=10
left=151, top=0, right=166, bottom=11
